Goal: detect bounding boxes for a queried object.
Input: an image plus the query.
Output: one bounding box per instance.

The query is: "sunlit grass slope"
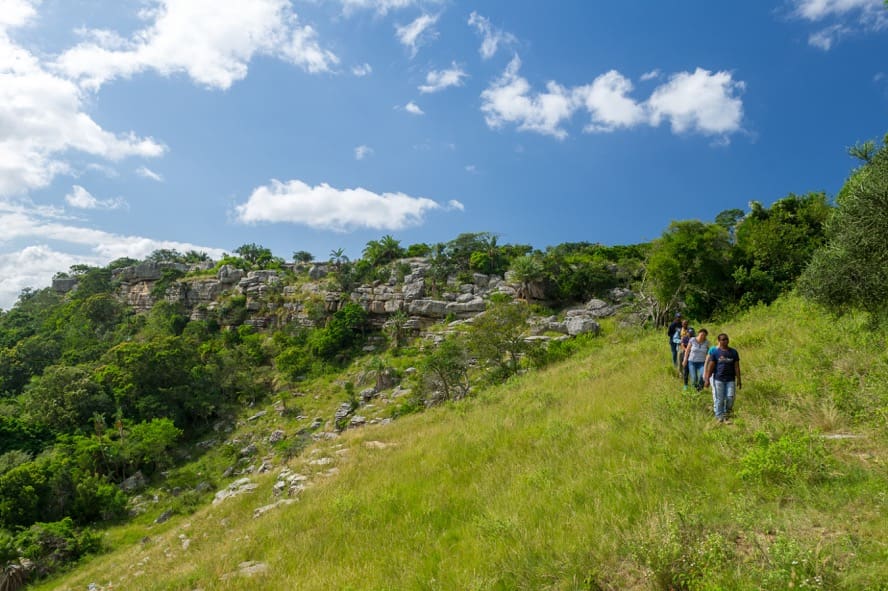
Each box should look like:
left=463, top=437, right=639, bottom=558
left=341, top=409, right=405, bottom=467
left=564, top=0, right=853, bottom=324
left=37, top=296, right=888, bottom=590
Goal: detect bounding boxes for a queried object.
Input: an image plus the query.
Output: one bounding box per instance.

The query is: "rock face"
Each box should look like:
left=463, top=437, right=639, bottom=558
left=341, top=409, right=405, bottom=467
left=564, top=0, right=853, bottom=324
left=83, top=256, right=634, bottom=333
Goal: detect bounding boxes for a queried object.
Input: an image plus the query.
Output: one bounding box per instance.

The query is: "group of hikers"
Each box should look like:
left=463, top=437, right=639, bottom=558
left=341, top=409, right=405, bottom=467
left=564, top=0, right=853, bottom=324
left=667, top=313, right=742, bottom=424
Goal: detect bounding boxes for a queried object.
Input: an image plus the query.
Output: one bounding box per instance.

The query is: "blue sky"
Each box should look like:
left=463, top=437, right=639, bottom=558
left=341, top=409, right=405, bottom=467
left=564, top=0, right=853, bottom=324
left=1, top=0, right=887, bottom=309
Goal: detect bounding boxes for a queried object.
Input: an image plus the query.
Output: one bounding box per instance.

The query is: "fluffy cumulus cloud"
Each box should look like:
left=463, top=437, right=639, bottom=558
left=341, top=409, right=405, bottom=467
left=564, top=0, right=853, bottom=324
left=55, top=0, right=338, bottom=90
left=64, top=185, right=126, bottom=210
left=233, top=179, right=449, bottom=231
left=395, top=13, right=438, bottom=57
left=575, top=70, right=647, bottom=133
left=467, top=11, right=515, bottom=59
left=480, top=56, right=745, bottom=140
left=647, top=68, right=744, bottom=135
left=418, top=62, right=467, bottom=93
left=0, top=11, right=165, bottom=196
left=792, top=0, right=888, bottom=49
left=0, top=200, right=225, bottom=309
left=480, top=56, right=575, bottom=139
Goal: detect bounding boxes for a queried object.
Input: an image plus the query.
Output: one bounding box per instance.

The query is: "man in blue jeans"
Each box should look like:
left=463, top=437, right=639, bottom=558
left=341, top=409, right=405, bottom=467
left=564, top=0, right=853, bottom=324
left=703, top=333, right=741, bottom=424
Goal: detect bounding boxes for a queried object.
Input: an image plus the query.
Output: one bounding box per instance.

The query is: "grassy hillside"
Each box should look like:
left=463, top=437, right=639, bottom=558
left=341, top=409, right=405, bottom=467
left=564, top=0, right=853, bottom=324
left=35, top=296, right=888, bottom=590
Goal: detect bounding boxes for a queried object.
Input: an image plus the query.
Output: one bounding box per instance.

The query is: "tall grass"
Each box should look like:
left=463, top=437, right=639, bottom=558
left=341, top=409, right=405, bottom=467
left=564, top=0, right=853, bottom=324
left=34, top=296, right=888, bottom=590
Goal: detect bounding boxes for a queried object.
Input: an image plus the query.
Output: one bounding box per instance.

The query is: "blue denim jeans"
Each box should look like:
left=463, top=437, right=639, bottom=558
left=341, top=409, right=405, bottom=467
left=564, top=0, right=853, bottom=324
left=670, top=340, right=679, bottom=366
left=688, top=361, right=705, bottom=390
left=712, top=379, right=736, bottom=419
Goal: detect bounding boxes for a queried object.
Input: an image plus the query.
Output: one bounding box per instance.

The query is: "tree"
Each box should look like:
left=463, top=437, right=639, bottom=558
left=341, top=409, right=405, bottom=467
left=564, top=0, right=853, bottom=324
left=799, top=134, right=888, bottom=320
left=329, top=248, right=349, bottom=269
left=509, top=255, right=546, bottom=301
left=362, top=235, right=404, bottom=267
left=22, top=366, right=113, bottom=434
left=420, top=337, right=470, bottom=402
left=467, top=297, right=533, bottom=379
left=644, top=220, right=733, bottom=321
left=715, top=208, right=744, bottom=243
left=292, top=250, right=313, bottom=264
left=234, top=243, right=281, bottom=268
left=732, top=193, right=831, bottom=307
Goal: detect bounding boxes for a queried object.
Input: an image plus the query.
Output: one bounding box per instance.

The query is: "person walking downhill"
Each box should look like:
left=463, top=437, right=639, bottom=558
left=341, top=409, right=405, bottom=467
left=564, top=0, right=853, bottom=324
left=680, top=327, right=695, bottom=391
left=667, top=313, right=683, bottom=370
left=703, top=333, right=741, bottom=424
left=683, top=328, right=710, bottom=392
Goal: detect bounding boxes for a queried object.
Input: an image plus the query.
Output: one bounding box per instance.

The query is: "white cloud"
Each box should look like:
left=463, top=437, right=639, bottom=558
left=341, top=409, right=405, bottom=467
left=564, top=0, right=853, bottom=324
left=791, top=0, right=888, bottom=49
left=0, top=200, right=225, bottom=309
left=352, top=62, right=372, bottom=76
left=574, top=70, right=646, bottom=133
left=647, top=68, right=745, bottom=136
left=447, top=199, right=465, bottom=211
left=0, top=24, right=165, bottom=197
left=640, top=69, right=661, bottom=81
left=354, top=145, right=374, bottom=160
left=136, top=166, right=163, bottom=181
left=55, top=0, right=338, bottom=90
left=418, top=62, right=467, bottom=93
left=464, top=164, right=477, bottom=173
left=0, top=0, right=38, bottom=29
left=338, top=0, right=420, bottom=15
left=467, top=11, right=515, bottom=60
left=404, top=101, right=424, bottom=115
left=480, top=55, right=576, bottom=139
left=481, top=57, right=745, bottom=140
left=808, top=24, right=849, bottom=49
left=234, top=179, right=446, bottom=231
left=793, top=0, right=879, bottom=20
left=395, top=13, right=438, bottom=57
left=64, top=185, right=126, bottom=210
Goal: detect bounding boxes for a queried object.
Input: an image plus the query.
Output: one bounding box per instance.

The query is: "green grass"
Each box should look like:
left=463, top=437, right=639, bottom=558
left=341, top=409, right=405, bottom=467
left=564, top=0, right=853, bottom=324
left=34, top=296, right=888, bottom=590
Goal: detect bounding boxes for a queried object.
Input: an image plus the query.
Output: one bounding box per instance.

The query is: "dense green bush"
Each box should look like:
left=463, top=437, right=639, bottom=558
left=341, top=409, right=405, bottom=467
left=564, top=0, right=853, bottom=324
left=15, top=517, right=101, bottom=579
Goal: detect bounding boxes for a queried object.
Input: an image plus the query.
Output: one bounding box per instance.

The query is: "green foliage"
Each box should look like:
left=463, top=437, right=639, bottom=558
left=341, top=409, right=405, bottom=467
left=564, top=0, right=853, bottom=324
left=0, top=416, right=49, bottom=456
left=738, top=430, right=832, bottom=486
left=292, top=250, right=313, bottom=263
left=149, top=268, right=186, bottom=299
left=467, top=298, right=535, bottom=380
left=22, top=365, right=113, bottom=433
left=0, top=334, right=61, bottom=396
left=362, top=235, right=405, bottom=267
left=233, top=243, right=283, bottom=269
left=733, top=193, right=831, bottom=307
left=15, top=517, right=101, bottom=579
left=308, top=302, right=367, bottom=361
left=419, top=336, right=470, bottom=402
left=645, top=220, right=733, bottom=320
left=404, top=242, right=431, bottom=257
left=631, top=508, right=735, bottom=591
left=799, top=136, right=888, bottom=320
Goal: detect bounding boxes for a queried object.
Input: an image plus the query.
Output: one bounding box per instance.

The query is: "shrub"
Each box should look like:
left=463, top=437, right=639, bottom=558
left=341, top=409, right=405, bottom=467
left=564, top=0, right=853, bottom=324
left=14, top=517, right=101, bottom=579
left=738, top=430, right=832, bottom=486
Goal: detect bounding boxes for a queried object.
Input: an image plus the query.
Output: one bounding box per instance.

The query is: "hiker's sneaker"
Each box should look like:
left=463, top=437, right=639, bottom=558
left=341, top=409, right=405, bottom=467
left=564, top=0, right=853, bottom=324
left=682, top=386, right=689, bottom=392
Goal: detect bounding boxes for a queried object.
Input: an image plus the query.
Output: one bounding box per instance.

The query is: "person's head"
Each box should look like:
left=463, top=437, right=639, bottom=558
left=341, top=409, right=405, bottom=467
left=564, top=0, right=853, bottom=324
left=681, top=319, right=689, bottom=328
left=687, top=328, right=695, bottom=337
left=696, top=328, right=708, bottom=342
left=717, top=333, right=729, bottom=347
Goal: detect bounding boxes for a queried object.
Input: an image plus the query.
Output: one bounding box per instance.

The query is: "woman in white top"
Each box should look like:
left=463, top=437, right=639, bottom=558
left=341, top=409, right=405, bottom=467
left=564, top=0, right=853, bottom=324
left=683, top=328, right=711, bottom=392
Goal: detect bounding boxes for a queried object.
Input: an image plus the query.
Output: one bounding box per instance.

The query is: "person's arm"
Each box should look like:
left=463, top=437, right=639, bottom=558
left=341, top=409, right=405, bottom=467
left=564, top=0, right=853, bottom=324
left=703, top=356, right=713, bottom=384
left=735, top=359, right=741, bottom=389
